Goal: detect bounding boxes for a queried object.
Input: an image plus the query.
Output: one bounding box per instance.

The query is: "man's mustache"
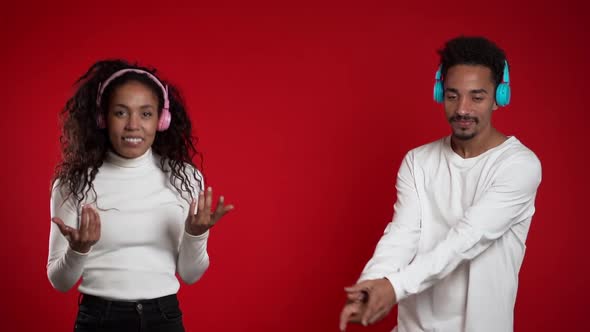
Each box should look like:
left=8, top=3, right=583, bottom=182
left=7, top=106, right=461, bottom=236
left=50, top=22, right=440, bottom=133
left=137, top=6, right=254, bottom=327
left=449, top=115, right=479, bottom=123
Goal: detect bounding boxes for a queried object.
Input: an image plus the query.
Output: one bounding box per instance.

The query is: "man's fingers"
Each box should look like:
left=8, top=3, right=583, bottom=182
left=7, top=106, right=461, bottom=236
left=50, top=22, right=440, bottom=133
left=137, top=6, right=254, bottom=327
left=339, top=309, right=349, bottom=331
left=361, top=288, right=380, bottom=326
left=340, top=281, right=379, bottom=330
left=368, top=307, right=387, bottom=325
left=361, top=306, right=373, bottom=326
left=339, top=303, right=359, bottom=331
left=344, top=282, right=369, bottom=293
left=340, top=302, right=365, bottom=331
left=346, top=291, right=366, bottom=302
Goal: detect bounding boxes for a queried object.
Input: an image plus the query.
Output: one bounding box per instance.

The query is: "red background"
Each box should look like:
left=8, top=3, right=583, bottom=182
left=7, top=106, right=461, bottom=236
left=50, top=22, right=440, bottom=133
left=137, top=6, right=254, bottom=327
left=1, top=0, right=588, bottom=331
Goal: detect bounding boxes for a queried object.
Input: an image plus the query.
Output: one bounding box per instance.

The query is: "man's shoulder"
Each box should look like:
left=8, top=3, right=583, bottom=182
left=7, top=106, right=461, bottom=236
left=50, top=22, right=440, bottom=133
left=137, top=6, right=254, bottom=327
left=405, top=137, right=448, bottom=160
left=497, top=137, right=541, bottom=168
left=490, top=137, right=543, bottom=189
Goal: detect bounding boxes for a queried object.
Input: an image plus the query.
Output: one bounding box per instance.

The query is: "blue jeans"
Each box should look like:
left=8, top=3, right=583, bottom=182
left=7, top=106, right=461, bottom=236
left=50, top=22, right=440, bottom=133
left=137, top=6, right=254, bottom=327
left=74, top=293, right=185, bottom=332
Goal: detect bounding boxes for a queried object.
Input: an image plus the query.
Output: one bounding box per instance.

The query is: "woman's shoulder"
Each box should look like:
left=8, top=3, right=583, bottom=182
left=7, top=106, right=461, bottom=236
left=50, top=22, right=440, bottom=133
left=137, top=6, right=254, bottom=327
left=181, top=163, right=204, bottom=190
left=157, top=156, right=205, bottom=193
left=50, top=177, right=92, bottom=211
left=185, top=163, right=204, bottom=192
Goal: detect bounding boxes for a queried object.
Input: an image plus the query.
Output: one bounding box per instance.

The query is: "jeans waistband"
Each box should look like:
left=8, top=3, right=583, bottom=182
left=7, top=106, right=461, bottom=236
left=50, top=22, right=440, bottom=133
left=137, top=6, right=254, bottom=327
left=79, top=293, right=178, bottom=310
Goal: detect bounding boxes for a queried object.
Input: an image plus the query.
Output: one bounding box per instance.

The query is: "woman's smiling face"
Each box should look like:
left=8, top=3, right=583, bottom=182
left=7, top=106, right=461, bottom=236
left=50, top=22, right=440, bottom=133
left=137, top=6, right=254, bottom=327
left=106, top=81, right=160, bottom=159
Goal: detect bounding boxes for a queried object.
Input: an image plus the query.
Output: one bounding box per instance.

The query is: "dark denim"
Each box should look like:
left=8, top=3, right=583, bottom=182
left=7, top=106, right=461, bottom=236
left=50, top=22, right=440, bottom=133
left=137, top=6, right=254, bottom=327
left=74, top=293, right=185, bottom=332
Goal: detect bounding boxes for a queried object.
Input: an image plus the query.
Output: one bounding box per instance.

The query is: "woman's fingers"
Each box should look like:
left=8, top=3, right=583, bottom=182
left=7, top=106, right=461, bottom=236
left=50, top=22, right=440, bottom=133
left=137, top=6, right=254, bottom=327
left=51, top=217, right=68, bottom=236
left=188, top=198, right=197, bottom=217
left=205, top=187, right=213, bottom=211
left=89, top=206, right=101, bottom=241
left=95, top=208, right=101, bottom=240
left=53, top=205, right=102, bottom=253
left=212, top=196, right=234, bottom=222
left=80, top=205, right=90, bottom=241
left=186, top=187, right=234, bottom=236
left=197, top=188, right=206, bottom=213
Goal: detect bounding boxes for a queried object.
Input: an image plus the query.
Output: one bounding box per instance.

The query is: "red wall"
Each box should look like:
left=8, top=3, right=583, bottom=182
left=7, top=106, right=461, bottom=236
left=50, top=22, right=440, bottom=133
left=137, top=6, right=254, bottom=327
left=1, top=0, right=587, bottom=331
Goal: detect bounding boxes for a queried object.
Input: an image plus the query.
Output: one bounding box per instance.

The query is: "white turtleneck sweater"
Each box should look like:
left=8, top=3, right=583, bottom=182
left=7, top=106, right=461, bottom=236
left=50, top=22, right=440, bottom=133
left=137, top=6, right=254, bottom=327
left=359, top=136, right=542, bottom=332
left=47, top=149, right=209, bottom=300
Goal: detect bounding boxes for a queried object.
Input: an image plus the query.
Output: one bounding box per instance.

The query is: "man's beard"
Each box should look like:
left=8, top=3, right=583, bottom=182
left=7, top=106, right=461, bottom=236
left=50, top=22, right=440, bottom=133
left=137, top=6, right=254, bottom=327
left=449, top=115, right=479, bottom=140
left=453, top=131, right=476, bottom=140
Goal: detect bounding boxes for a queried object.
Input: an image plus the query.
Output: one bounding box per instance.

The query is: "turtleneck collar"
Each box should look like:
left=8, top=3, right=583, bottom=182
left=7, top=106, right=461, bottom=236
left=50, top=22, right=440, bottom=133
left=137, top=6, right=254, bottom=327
left=106, top=148, right=154, bottom=168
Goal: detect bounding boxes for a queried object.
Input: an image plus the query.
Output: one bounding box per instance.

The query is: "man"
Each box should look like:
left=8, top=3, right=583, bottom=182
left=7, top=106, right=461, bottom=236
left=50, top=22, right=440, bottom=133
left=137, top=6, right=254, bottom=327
left=339, top=36, right=542, bottom=332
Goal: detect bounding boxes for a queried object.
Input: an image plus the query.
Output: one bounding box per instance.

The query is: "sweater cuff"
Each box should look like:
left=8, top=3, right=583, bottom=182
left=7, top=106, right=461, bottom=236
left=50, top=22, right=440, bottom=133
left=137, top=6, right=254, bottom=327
left=357, top=272, right=383, bottom=283
left=385, top=272, right=408, bottom=302
left=183, top=229, right=209, bottom=241
left=65, top=245, right=90, bottom=266
left=180, top=230, right=209, bottom=257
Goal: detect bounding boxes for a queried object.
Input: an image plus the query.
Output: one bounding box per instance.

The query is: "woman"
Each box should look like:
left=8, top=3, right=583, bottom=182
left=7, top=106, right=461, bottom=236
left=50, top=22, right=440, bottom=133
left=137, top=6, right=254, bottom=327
left=47, top=59, right=233, bottom=331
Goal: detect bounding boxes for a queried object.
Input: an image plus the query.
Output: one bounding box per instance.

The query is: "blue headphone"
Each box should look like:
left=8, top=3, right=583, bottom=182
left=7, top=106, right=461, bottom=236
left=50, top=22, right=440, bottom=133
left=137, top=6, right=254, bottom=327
left=433, top=60, right=511, bottom=107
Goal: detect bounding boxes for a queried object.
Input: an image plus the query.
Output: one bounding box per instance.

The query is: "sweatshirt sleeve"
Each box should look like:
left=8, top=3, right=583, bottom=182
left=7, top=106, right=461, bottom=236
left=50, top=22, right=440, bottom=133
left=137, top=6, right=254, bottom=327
left=386, top=152, right=542, bottom=302
left=47, top=181, right=88, bottom=292
left=359, top=152, right=422, bottom=282
left=177, top=168, right=211, bottom=284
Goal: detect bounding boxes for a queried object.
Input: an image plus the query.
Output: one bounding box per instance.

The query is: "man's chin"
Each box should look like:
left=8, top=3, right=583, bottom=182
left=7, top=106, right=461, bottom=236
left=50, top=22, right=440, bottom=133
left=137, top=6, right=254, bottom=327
left=452, top=130, right=476, bottom=141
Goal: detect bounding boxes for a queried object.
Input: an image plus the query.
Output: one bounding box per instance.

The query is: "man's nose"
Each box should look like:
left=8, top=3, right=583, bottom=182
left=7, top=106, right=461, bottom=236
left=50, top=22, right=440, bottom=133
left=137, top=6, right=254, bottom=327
left=457, top=96, right=471, bottom=115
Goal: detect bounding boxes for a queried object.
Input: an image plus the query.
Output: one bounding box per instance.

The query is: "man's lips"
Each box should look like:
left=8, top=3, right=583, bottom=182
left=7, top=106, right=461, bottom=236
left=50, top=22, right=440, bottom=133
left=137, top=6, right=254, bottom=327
left=450, top=116, right=478, bottom=126
left=456, top=120, right=474, bottom=126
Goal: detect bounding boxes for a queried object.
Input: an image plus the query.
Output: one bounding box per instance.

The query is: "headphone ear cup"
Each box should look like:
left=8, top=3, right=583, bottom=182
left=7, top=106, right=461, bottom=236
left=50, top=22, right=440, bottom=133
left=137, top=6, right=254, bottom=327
left=433, top=81, right=444, bottom=103
left=495, top=83, right=511, bottom=107
left=97, top=114, right=106, bottom=129
left=157, top=108, right=171, bottom=131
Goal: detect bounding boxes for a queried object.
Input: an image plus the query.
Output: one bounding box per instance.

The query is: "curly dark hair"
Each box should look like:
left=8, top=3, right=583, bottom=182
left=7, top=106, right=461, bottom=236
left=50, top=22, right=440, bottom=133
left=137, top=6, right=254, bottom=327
left=438, top=36, right=507, bottom=89
left=52, top=59, right=203, bottom=208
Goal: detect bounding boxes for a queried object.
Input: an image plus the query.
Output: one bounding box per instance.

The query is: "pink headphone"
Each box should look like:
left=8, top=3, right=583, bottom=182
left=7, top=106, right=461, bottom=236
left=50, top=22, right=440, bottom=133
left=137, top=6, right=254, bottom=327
left=96, top=68, right=171, bottom=131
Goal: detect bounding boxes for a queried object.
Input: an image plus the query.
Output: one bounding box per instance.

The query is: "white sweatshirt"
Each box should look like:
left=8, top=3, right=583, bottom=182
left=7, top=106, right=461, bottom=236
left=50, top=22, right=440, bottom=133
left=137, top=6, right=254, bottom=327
left=359, top=136, right=542, bottom=332
left=47, top=149, right=209, bottom=300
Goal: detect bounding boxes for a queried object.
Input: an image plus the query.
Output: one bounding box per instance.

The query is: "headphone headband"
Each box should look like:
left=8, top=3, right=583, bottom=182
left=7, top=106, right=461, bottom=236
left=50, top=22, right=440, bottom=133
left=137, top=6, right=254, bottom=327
left=96, top=68, right=169, bottom=109
left=96, top=68, right=171, bottom=131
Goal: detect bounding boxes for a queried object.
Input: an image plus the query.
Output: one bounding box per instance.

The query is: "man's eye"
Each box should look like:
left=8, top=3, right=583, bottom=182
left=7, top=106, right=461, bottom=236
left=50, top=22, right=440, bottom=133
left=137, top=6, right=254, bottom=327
left=143, top=112, right=153, bottom=118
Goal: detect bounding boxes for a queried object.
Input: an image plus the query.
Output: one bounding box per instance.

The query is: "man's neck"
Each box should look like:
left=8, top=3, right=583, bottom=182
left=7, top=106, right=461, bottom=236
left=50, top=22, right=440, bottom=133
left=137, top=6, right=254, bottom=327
left=451, top=128, right=508, bottom=159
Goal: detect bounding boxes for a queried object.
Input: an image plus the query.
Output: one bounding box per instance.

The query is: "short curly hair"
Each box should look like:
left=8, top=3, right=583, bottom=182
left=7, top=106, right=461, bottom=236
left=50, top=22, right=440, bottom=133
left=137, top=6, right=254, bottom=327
left=438, top=36, right=507, bottom=88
